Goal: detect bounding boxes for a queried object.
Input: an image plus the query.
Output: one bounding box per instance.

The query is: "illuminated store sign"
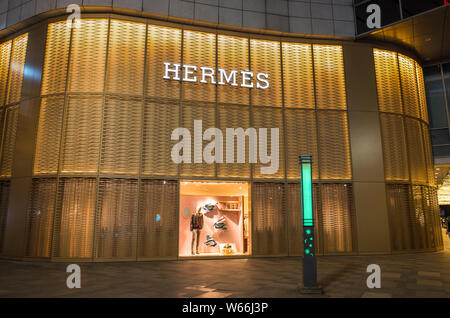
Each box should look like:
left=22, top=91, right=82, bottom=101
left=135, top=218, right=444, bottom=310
left=163, top=62, right=270, bottom=89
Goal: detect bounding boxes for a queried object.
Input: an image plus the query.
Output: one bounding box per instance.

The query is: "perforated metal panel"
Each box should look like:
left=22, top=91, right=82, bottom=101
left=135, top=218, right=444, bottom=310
left=379, top=113, right=409, bottom=181
left=317, top=111, right=351, bottom=180
left=285, top=109, right=318, bottom=180
left=252, top=107, right=284, bottom=179
left=320, top=183, right=354, bottom=253
left=0, top=105, right=19, bottom=177
left=181, top=101, right=215, bottom=177
left=146, top=25, right=181, bottom=99
left=0, top=40, right=12, bottom=106
left=217, top=104, right=251, bottom=178
left=26, top=178, right=56, bottom=258
left=100, top=96, right=142, bottom=175
left=313, top=45, right=346, bottom=110
left=6, top=34, right=28, bottom=105
left=405, top=118, right=427, bottom=184
left=137, top=180, right=178, bottom=259
left=61, top=96, right=102, bottom=175
left=421, top=122, right=435, bottom=186
left=68, top=19, right=108, bottom=93
left=182, top=31, right=216, bottom=102
left=142, top=99, right=179, bottom=176
left=34, top=97, right=64, bottom=175
left=373, top=49, right=403, bottom=114
left=282, top=43, right=314, bottom=109
left=95, top=179, right=138, bottom=259
left=41, top=22, right=71, bottom=95
left=106, top=20, right=146, bottom=95
left=0, top=180, right=10, bottom=255
left=415, top=62, right=429, bottom=123
left=399, top=54, right=420, bottom=118
left=218, top=35, right=249, bottom=105
left=54, top=178, right=96, bottom=258
left=250, top=39, right=282, bottom=107
left=252, top=182, right=287, bottom=256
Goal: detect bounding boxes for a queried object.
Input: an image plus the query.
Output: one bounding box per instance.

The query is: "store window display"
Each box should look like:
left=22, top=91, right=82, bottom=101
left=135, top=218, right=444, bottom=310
left=179, top=181, right=251, bottom=257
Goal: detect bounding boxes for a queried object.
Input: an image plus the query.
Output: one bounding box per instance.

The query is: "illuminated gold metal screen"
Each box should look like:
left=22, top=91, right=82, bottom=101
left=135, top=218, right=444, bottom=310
left=282, top=43, right=314, bottom=109
left=10, top=17, right=440, bottom=261
left=374, top=48, right=442, bottom=252
left=250, top=39, right=282, bottom=107
left=373, top=49, right=403, bottom=114
left=0, top=40, right=12, bottom=106
left=313, top=45, right=347, bottom=110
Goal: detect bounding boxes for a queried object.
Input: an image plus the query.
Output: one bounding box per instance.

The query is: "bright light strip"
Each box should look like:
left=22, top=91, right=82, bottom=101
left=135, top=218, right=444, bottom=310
left=300, top=155, right=313, bottom=227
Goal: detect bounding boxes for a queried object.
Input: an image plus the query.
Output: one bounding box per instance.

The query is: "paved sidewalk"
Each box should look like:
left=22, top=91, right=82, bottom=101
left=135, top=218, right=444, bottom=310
left=1, top=232, right=449, bottom=298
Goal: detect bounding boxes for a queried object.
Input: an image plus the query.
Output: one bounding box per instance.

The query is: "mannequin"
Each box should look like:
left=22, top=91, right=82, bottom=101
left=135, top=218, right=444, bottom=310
left=190, top=207, right=204, bottom=255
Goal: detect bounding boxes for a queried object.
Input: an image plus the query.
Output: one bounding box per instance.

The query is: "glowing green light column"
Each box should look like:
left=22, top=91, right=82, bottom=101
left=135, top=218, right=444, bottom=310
left=299, top=155, right=322, bottom=293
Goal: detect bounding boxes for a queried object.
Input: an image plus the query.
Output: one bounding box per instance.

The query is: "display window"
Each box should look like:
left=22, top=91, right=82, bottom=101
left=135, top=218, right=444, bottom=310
left=179, top=181, right=251, bottom=257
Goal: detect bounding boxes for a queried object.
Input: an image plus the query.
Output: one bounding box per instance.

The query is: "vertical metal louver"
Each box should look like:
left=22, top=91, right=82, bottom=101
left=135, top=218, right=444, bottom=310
left=217, top=104, right=251, bottom=178
left=100, top=96, right=142, bottom=175
left=399, top=54, right=420, bottom=119
left=34, top=97, right=64, bottom=175
left=142, top=99, right=179, bottom=176
left=218, top=35, right=249, bottom=105
left=317, top=111, right=351, bottom=180
left=250, top=39, right=282, bottom=107
left=137, top=180, right=178, bottom=259
left=181, top=101, right=215, bottom=177
left=373, top=49, right=403, bottom=114
left=252, top=182, right=287, bottom=256
left=282, top=43, right=314, bottom=109
left=0, top=106, right=19, bottom=177
left=68, top=19, right=108, bottom=93
left=61, top=96, right=102, bottom=174
left=386, top=184, right=415, bottom=251
left=95, top=178, right=138, bottom=259
left=54, top=178, right=97, bottom=259
left=146, top=25, right=181, bottom=99
left=182, top=30, right=216, bottom=102
left=285, top=109, right=318, bottom=180
left=320, top=183, right=354, bottom=253
left=106, top=20, right=146, bottom=95
left=379, top=113, right=409, bottom=181
left=313, top=45, right=347, bottom=110
left=0, top=180, right=10, bottom=255
left=26, top=178, right=56, bottom=258
left=252, top=107, right=284, bottom=179
left=41, top=21, right=71, bottom=95
left=6, top=34, right=28, bottom=105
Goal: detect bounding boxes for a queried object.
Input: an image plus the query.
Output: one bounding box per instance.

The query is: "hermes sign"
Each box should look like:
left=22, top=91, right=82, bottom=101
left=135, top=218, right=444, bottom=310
left=163, top=62, right=270, bottom=89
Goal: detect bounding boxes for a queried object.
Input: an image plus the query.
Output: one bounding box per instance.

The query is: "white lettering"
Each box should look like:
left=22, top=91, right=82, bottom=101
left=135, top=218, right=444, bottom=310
left=183, top=65, right=197, bottom=82
left=200, top=67, right=216, bottom=84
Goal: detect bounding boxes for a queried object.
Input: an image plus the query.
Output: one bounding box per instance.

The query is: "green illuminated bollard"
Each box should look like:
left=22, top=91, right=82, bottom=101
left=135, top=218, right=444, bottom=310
left=299, top=155, right=322, bottom=294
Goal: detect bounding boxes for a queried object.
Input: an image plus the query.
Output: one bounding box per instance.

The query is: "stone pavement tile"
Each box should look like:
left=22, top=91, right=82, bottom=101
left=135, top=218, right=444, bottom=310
left=415, top=290, right=448, bottom=298
left=382, top=272, right=402, bottom=279
left=197, top=291, right=232, bottom=298
left=361, top=291, right=392, bottom=298
left=418, top=271, right=441, bottom=278
left=417, top=279, right=444, bottom=287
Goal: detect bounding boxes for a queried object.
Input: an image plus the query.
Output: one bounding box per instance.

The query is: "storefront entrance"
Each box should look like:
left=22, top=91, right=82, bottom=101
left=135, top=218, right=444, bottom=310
left=179, top=181, right=251, bottom=257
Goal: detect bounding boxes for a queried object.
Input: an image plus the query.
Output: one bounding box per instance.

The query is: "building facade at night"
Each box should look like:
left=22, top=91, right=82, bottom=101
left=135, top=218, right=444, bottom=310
left=0, top=1, right=444, bottom=262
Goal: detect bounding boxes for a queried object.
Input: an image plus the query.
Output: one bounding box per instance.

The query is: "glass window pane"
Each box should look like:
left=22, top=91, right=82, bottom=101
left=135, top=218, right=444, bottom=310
left=424, top=65, right=447, bottom=128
